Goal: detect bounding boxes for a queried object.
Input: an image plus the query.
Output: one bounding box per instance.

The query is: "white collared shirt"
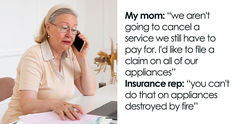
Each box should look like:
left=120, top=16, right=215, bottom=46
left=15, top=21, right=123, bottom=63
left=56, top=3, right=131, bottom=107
left=2, top=40, right=81, bottom=124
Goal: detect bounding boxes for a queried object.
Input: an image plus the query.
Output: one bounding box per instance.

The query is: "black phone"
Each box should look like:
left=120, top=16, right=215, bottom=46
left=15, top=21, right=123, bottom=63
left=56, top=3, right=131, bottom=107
left=73, top=31, right=85, bottom=52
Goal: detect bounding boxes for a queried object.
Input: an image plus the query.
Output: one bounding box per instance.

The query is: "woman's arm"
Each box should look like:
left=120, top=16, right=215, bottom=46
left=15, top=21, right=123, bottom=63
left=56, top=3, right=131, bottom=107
left=19, top=90, right=83, bottom=120
left=72, top=33, right=96, bottom=96
left=74, top=55, right=96, bottom=96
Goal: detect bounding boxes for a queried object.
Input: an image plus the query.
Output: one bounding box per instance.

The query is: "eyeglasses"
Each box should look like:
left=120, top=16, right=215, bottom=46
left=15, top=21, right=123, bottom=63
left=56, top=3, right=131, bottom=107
left=50, top=23, right=78, bottom=35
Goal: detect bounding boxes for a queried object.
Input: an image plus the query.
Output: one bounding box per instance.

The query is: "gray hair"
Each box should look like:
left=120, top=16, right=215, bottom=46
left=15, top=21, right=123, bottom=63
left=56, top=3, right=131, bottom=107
left=35, top=7, right=77, bottom=43
left=48, top=8, right=77, bottom=23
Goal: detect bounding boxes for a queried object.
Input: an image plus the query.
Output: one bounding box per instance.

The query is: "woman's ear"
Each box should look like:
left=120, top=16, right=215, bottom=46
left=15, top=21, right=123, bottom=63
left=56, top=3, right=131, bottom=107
left=45, top=23, right=51, bottom=36
left=45, top=23, right=50, bottom=31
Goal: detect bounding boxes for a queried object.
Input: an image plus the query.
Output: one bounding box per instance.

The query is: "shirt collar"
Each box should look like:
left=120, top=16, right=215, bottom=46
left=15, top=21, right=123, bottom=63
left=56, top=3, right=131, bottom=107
left=41, top=40, right=69, bottom=61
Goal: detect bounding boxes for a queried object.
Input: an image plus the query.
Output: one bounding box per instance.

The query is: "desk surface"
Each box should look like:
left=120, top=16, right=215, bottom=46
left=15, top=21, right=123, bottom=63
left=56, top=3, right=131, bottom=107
left=68, top=84, right=117, bottom=113
left=12, top=85, right=117, bottom=124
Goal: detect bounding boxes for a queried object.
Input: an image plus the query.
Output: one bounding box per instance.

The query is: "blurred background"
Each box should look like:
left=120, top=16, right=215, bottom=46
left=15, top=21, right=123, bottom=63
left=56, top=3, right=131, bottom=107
left=0, top=0, right=117, bottom=85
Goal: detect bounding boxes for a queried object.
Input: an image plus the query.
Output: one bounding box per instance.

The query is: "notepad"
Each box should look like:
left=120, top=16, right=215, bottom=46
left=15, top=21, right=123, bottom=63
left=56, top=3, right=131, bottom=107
left=19, top=112, right=110, bottom=124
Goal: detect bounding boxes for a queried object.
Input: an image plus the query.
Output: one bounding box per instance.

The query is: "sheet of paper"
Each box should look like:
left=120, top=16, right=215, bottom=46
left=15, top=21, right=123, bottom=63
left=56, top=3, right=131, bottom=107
left=19, top=112, right=100, bottom=124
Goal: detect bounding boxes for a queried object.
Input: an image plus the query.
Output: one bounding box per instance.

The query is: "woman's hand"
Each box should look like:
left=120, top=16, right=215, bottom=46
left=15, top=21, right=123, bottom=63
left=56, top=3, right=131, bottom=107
left=72, top=32, right=89, bottom=57
left=71, top=32, right=96, bottom=96
left=20, top=90, right=84, bottom=121
left=50, top=102, right=84, bottom=121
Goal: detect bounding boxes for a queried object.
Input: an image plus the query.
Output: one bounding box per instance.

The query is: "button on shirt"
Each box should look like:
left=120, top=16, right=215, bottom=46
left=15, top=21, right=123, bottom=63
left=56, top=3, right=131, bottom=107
left=2, top=40, right=81, bottom=124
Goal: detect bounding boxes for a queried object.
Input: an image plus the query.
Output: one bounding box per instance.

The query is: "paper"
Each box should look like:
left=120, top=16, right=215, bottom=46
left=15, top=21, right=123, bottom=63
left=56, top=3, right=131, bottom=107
left=19, top=112, right=101, bottom=124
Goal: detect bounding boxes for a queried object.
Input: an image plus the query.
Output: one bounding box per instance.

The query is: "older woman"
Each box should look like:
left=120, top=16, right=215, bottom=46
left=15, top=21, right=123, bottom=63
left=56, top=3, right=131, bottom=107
left=2, top=4, right=96, bottom=124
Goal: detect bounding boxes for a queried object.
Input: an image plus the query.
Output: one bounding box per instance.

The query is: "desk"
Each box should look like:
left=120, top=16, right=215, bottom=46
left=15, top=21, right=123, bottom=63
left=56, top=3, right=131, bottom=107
left=68, top=84, right=117, bottom=113
left=13, top=84, right=117, bottom=124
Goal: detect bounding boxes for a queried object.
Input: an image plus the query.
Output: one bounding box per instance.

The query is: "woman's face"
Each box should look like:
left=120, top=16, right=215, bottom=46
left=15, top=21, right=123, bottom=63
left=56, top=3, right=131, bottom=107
left=46, top=14, right=77, bottom=52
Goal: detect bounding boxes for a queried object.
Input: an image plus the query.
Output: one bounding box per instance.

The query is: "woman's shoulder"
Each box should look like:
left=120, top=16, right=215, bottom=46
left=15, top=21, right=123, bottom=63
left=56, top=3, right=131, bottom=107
left=21, top=44, right=42, bottom=59
left=16, top=44, right=43, bottom=70
left=26, top=44, right=41, bottom=53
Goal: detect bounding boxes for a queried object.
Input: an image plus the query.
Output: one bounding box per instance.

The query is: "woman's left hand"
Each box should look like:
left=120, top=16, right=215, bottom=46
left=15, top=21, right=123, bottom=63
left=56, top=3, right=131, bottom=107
left=72, top=32, right=89, bottom=57
left=72, top=32, right=96, bottom=96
